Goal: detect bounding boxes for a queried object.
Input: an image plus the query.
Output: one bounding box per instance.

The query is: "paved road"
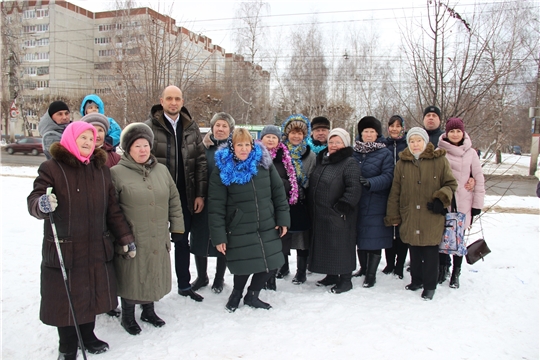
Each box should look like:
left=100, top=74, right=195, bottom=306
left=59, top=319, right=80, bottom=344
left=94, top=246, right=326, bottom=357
left=1, top=152, right=46, bottom=167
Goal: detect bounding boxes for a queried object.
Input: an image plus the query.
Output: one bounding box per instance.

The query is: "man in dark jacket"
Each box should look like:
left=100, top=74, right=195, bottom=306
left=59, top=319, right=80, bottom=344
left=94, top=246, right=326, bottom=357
left=422, top=106, right=444, bottom=147
left=145, top=85, right=208, bottom=302
left=38, top=101, right=71, bottom=159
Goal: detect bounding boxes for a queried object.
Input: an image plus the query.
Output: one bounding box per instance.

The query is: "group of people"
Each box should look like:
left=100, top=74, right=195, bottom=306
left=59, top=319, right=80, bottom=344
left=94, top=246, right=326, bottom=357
left=28, top=88, right=485, bottom=359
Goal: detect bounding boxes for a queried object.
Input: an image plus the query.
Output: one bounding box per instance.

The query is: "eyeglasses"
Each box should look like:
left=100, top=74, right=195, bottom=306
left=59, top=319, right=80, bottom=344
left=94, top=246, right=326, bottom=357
left=328, top=141, right=344, bottom=146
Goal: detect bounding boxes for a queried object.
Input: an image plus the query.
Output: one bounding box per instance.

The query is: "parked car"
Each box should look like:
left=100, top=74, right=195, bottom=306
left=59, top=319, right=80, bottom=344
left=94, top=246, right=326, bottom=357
left=4, top=137, right=43, bottom=155
left=513, top=145, right=522, bottom=155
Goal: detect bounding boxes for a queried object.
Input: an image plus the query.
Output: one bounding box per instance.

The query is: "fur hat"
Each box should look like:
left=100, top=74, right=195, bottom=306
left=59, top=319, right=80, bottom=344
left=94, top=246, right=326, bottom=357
left=120, top=122, right=154, bottom=152
left=282, top=114, right=311, bottom=139
left=81, top=113, right=109, bottom=133
left=48, top=101, right=70, bottom=117
left=406, top=127, right=429, bottom=145
left=357, top=116, right=382, bottom=137
left=328, top=128, right=351, bottom=148
left=210, top=112, right=235, bottom=132
left=445, top=117, right=465, bottom=135
left=311, top=116, right=331, bottom=131
left=423, top=106, right=441, bottom=118
left=260, top=125, right=281, bottom=140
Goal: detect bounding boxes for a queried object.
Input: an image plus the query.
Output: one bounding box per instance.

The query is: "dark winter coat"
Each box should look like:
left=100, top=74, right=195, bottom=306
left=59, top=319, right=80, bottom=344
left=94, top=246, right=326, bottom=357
left=385, top=144, right=458, bottom=246
left=111, top=153, right=184, bottom=301
left=384, top=135, right=408, bottom=165
left=38, top=112, right=70, bottom=159
left=145, top=105, right=207, bottom=214
left=308, top=147, right=362, bottom=275
left=208, top=143, right=290, bottom=275
left=352, top=143, right=394, bottom=250
left=190, top=132, right=227, bottom=257
left=27, top=144, right=133, bottom=327
left=426, top=127, right=444, bottom=147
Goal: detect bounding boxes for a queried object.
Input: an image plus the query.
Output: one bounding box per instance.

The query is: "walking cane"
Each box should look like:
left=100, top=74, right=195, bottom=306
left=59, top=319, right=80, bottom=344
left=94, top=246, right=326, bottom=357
left=46, top=187, right=88, bottom=360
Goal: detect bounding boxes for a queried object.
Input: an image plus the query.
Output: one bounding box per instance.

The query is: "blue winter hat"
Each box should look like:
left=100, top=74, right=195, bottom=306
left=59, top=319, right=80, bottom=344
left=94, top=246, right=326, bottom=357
left=281, top=114, right=311, bottom=140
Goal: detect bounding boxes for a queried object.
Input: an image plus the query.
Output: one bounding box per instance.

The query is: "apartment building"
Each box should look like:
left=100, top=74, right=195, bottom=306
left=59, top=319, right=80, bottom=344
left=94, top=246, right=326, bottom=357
left=1, top=0, right=269, bottom=136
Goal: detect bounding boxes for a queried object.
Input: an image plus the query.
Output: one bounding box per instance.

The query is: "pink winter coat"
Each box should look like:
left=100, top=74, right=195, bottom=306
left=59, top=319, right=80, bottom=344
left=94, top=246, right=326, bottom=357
left=438, top=132, right=485, bottom=228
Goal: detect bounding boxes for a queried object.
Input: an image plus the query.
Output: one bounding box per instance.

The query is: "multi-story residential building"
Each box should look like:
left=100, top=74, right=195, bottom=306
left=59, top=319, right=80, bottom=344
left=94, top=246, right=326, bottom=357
left=1, top=0, right=269, bottom=137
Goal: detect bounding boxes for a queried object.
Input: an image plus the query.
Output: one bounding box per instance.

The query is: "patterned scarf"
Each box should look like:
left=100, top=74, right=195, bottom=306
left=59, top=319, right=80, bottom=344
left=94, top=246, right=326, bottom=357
left=353, top=140, right=387, bottom=154
left=283, top=140, right=308, bottom=187
left=216, top=140, right=262, bottom=185
left=268, top=143, right=299, bottom=204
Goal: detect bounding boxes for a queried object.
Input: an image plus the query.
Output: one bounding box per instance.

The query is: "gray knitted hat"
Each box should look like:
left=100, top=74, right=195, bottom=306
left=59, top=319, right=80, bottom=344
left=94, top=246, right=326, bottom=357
left=121, top=122, right=154, bottom=151
left=406, top=127, right=429, bottom=145
left=260, top=125, right=282, bottom=140
left=81, top=113, right=109, bottom=133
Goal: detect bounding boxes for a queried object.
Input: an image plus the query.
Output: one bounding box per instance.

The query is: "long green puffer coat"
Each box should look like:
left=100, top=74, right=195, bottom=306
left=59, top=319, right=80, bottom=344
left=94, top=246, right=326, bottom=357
left=208, top=142, right=290, bottom=275
left=110, top=153, right=184, bottom=301
left=385, top=143, right=457, bottom=246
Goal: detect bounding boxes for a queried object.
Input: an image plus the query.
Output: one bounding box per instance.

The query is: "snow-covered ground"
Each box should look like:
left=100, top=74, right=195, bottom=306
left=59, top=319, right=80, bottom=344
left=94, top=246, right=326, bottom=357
left=482, top=153, right=535, bottom=177
left=1, top=158, right=539, bottom=359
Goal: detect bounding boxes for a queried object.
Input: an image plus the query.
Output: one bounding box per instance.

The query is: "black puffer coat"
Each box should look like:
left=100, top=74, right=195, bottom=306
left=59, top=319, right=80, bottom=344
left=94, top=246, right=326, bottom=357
left=27, top=144, right=133, bottom=327
left=308, top=147, right=362, bottom=275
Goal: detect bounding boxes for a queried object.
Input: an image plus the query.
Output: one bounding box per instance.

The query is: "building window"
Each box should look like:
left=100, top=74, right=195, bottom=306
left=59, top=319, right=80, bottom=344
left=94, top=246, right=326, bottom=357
left=36, top=24, right=49, bottom=32
left=23, top=10, right=36, bottom=19
left=37, top=66, right=49, bottom=75
left=98, top=49, right=115, bottom=57
left=37, top=38, right=49, bottom=46
left=24, top=67, right=37, bottom=75
left=95, top=37, right=111, bottom=44
left=98, top=75, right=116, bottom=82
left=98, top=24, right=122, bottom=32
left=94, top=62, right=112, bottom=70
left=24, top=81, right=36, bottom=89
left=95, top=88, right=111, bottom=94
left=36, top=9, right=49, bottom=18
left=24, top=109, right=38, bottom=117
left=37, top=52, right=49, bottom=60
left=36, top=80, right=49, bottom=88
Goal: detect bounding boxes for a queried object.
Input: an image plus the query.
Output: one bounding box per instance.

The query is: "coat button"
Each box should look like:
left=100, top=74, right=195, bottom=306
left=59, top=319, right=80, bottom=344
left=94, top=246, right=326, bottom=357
left=416, top=205, right=420, bottom=209
left=150, top=202, right=155, bottom=206
left=415, top=230, right=420, bottom=234
left=147, top=186, right=152, bottom=190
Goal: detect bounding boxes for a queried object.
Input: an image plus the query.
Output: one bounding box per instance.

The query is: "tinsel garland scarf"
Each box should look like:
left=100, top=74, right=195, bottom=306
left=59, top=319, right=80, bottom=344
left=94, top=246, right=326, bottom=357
left=281, top=114, right=311, bottom=187
left=268, top=143, right=299, bottom=205
left=307, top=137, right=327, bottom=155
left=215, top=141, right=263, bottom=186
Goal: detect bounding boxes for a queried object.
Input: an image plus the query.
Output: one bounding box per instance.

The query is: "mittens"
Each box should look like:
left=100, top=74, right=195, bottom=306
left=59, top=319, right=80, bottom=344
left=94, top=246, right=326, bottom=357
left=122, top=242, right=137, bottom=259
left=359, top=176, right=371, bottom=189
left=427, top=198, right=447, bottom=215
left=38, top=193, right=58, bottom=213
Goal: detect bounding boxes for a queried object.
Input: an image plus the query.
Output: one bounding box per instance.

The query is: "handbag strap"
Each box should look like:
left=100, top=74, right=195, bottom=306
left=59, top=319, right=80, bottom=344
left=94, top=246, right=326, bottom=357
left=479, top=215, right=485, bottom=239
left=450, top=191, right=458, bottom=213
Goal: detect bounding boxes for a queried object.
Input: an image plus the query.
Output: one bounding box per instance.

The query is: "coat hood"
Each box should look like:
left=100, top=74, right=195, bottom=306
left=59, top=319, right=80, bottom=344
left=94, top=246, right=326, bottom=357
left=49, top=142, right=107, bottom=168
left=398, top=142, right=446, bottom=162
left=80, top=94, right=105, bottom=116
left=38, top=111, right=69, bottom=136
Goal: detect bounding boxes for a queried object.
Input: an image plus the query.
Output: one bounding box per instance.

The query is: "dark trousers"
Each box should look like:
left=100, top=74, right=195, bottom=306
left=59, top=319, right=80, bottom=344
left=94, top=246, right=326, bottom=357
left=385, top=235, right=409, bottom=267
left=233, top=272, right=273, bottom=292
left=409, top=245, right=439, bottom=291
left=175, top=200, right=192, bottom=290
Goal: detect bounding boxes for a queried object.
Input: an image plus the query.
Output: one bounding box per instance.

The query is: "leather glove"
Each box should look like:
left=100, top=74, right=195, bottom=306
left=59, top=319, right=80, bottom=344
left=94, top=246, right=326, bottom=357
left=122, top=242, right=136, bottom=259
left=171, top=233, right=183, bottom=243
left=359, top=176, right=371, bottom=189
left=427, top=198, right=447, bottom=215
left=333, top=201, right=350, bottom=216
left=471, top=208, right=481, bottom=216
left=38, top=193, right=58, bottom=213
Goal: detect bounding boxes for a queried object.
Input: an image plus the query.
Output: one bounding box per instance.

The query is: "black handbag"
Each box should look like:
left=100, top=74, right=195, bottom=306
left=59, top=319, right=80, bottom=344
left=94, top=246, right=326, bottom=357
left=465, top=217, right=491, bottom=265
left=289, top=201, right=311, bottom=233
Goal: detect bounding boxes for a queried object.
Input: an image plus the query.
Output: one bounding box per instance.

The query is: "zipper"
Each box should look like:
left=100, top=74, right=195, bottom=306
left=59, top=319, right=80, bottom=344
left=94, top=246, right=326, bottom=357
left=251, top=179, right=268, bottom=272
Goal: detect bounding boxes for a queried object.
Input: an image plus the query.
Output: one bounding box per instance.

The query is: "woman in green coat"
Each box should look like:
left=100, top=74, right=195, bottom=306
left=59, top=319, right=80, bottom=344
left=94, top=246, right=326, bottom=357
left=385, top=127, right=457, bottom=301
left=208, top=128, right=290, bottom=312
left=110, top=123, right=184, bottom=335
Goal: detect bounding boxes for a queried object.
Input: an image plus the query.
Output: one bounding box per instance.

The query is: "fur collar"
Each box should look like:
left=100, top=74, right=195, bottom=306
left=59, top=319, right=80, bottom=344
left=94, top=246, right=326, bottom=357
left=399, top=142, right=446, bottom=161
left=49, top=142, right=107, bottom=168
left=317, top=147, right=353, bottom=164
left=202, top=131, right=228, bottom=150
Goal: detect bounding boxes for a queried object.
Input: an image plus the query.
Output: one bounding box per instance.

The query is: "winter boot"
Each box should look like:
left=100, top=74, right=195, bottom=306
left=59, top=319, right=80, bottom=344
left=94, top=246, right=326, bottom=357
left=264, top=270, right=277, bottom=291
left=79, top=321, right=109, bottom=354
left=331, top=274, right=353, bottom=294
left=276, top=257, right=290, bottom=278
left=57, top=326, right=78, bottom=360
left=292, top=256, right=307, bottom=285
left=382, top=248, right=395, bottom=274
left=449, top=267, right=461, bottom=289
left=421, top=289, right=435, bottom=300
left=244, top=289, right=272, bottom=309
left=437, top=265, right=450, bottom=284
left=352, top=250, right=367, bottom=277
left=225, top=289, right=243, bottom=312
left=212, top=257, right=227, bottom=293
left=141, top=302, right=166, bottom=327
left=363, top=253, right=382, bottom=288
left=190, top=255, right=209, bottom=291
left=120, top=298, right=141, bottom=335
left=106, top=307, right=121, bottom=317
left=316, top=274, right=339, bottom=287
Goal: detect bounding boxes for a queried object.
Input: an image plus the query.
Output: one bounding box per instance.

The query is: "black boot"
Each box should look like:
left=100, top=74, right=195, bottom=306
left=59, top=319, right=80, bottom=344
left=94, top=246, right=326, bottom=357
left=212, top=257, right=227, bottom=293
left=437, top=265, right=450, bottom=284
left=79, top=321, right=109, bottom=354
left=382, top=248, right=395, bottom=274
left=316, top=274, right=339, bottom=287
left=191, top=255, right=209, bottom=291
left=363, top=253, right=381, bottom=288
left=264, top=270, right=277, bottom=291
left=450, top=267, right=461, bottom=289
left=292, top=256, right=307, bottom=285
left=331, top=274, right=352, bottom=294
left=106, top=308, right=121, bottom=317
left=276, top=257, right=289, bottom=278
left=225, top=289, right=243, bottom=312
left=57, top=351, right=77, bottom=360
left=121, top=298, right=141, bottom=335
left=141, top=302, right=165, bottom=327
left=57, top=326, right=78, bottom=360
left=352, top=250, right=367, bottom=277
left=244, top=289, right=272, bottom=309
left=421, top=289, right=435, bottom=300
